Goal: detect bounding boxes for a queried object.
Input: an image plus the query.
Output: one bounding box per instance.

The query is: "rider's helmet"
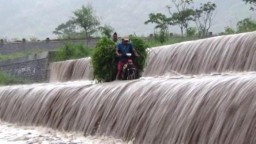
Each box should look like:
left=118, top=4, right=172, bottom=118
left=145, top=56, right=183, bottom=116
left=122, top=37, right=129, bottom=42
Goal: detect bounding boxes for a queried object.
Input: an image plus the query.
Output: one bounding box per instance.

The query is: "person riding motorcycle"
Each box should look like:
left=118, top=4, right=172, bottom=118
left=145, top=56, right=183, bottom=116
left=115, top=37, right=139, bottom=80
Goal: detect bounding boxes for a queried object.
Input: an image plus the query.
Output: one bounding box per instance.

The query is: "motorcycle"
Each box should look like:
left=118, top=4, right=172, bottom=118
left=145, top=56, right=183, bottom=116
left=121, top=53, right=139, bottom=80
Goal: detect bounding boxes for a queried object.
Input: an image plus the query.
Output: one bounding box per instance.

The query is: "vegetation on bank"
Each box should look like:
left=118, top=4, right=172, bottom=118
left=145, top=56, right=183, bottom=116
left=220, top=18, right=256, bottom=35
left=0, top=72, right=29, bottom=85
left=145, top=36, right=198, bottom=48
left=0, top=49, right=43, bottom=62
left=54, top=43, right=93, bottom=61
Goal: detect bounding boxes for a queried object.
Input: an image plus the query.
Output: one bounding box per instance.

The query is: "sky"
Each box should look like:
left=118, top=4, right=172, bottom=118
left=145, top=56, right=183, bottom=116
left=0, top=0, right=254, bottom=40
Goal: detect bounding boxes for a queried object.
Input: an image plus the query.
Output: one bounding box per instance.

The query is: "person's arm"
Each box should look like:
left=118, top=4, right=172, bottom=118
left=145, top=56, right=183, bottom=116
left=131, top=44, right=139, bottom=57
left=116, top=44, right=121, bottom=56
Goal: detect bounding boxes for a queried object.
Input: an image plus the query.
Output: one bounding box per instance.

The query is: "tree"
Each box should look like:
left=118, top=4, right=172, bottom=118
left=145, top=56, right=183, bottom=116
left=243, top=0, right=256, bottom=10
left=237, top=18, right=256, bottom=32
left=219, top=18, right=256, bottom=35
left=73, top=5, right=100, bottom=45
left=53, top=20, right=81, bottom=39
left=145, top=13, right=169, bottom=31
left=145, top=13, right=169, bottom=43
left=159, top=30, right=168, bottom=43
left=166, top=0, right=194, bottom=37
left=219, top=26, right=236, bottom=35
left=193, top=2, right=217, bottom=37
left=170, top=9, right=194, bottom=37
left=186, top=27, right=197, bottom=37
left=224, top=27, right=236, bottom=34
left=53, top=4, right=100, bottom=44
left=98, top=24, right=114, bottom=38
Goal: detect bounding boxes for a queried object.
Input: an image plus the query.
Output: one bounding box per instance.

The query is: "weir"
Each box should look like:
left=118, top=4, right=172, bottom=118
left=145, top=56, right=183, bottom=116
left=1, top=32, right=256, bottom=144
left=49, top=57, right=93, bottom=82
left=50, top=32, right=256, bottom=81
left=144, top=32, right=256, bottom=76
left=1, top=74, right=256, bottom=143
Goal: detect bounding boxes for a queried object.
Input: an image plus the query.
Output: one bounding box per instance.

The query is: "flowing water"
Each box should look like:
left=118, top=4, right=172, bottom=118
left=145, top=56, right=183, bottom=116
left=50, top=57, right=93, bottom=82
left=144, top=31, right=256, bottom=76
left=0, top=121, right=129, bottom=144
left=2, top=32, right=256, bottom=144
left=50, top=32, right=256, bottom=81
left=1, top=74, right=256, bottom=143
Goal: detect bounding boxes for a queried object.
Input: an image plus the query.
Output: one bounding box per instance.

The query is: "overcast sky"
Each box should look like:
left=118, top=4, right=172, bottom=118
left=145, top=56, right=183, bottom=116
left=0, top=0, right=253, bottom=40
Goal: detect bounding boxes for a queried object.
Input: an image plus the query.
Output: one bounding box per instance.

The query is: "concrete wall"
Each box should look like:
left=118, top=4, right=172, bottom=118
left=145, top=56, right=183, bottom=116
left=0, top=38, right=98, bottom=55
left=0, top=52, right=54, bottom=82
left=0, top=38, right=98, bottom=82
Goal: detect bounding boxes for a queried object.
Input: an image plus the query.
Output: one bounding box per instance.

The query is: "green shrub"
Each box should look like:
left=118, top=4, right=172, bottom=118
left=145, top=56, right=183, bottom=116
left=0, top=72, right=29, bottom=85
left=186, top=27, right=197, bottom=37
left=92, top=37, right=116, bottom=82
left=146, top=36, right=198, bottom=47
left=54, top=43, right=92, bottom=61
left=129, top=36, right=148, bottom=73
left=92, top=37, right=148, bottom=82
left=153, top=30, right=169, bottom=44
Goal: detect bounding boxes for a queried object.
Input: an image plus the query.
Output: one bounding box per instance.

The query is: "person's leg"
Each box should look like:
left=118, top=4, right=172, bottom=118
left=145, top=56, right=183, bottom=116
left=116, top=61, right=124, bottom=80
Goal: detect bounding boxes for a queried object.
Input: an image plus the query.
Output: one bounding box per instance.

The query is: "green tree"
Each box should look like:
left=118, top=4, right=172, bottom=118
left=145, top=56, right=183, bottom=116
left=224, top=27, right=236, bottom=34
left=145, top=13, right=169, bottom=43
left=226, top=26, right=236, bottom=34
left=159, top=30, right=167, bottom=43
left=186, top=27, right=197, bottom=37
left=73, top=5, right=100, bottom=45
left=219, top=26, right=236, bottom=35
left=53, top=20, right=80, bottom=39
left=166, top=0, right=194, bottom=37
left=193, top=2, right=217, bottom=37
left=53, top=4, right=100, bottom=43
left=99, top=24, right=114, bottom=39
left=237, top=18, right=256, bottom=32
left=243, top=0, right=256, bottom=10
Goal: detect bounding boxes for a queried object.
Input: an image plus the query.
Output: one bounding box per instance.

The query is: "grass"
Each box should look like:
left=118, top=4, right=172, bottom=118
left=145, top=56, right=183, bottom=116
left=145, top=36, right=199, bottom=48
left=0, top=49, right=42, bottom=85
left=54, top=43, right=93, bottom=62
left=0, top=49, right=43, bottom=62
left=0, top=49, right=43, bottom=85
left=0, top=72, right=30, bottom=85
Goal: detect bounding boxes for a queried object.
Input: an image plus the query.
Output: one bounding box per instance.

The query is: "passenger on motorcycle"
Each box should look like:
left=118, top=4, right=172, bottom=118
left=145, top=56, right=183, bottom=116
left=115, top=37, right=139, bottom=80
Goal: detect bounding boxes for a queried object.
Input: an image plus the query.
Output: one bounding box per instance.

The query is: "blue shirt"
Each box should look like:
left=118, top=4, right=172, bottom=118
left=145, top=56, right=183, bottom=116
left=117, top=43, right=133, bottom=61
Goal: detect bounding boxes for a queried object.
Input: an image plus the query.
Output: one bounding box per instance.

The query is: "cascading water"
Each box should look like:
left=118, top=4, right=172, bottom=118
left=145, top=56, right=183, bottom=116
left=144, top=31, right=256, bottom=76
left=49, top=57, right=93, bottom=82
left=1, top=74, right=256, bottom=143
left=1, top=32, right=256, bottom=143
left=50, top=32, right=256, bottom=81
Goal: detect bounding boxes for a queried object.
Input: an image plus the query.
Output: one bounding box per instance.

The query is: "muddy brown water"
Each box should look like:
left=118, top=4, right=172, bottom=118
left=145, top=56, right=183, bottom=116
left=1, top=75, right=256, bottom=143
left=2, top=32, right=256, bottom=143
